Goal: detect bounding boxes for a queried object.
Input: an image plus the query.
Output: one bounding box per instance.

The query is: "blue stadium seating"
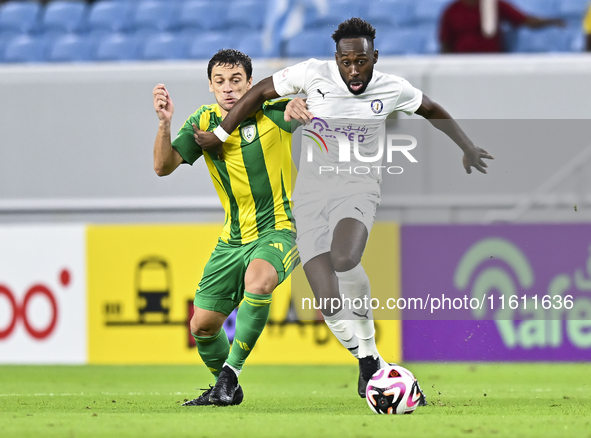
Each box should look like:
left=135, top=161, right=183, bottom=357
left=187, top=32, right=236, bottom=59
left=133, top=0, right=181, bottom=32
left=141, top=32, right=189, bottom=60
left=511, top=0, right=560, bottom=16
left=42, top=1, right=88, bottom=34
left=304, top=0, right=363, bottom=30
left=413, top=0, right=453, bottom=25
left=94, top=33, right=141, bottom=61
left=378, top=27, right=428, bottom=55
left=366, top=0, right=415, bottom=29
left=514, top=27, right=574, bottom=52
left=236, top=32, right=265, bottom=58
left=47, top=34, right=94, bottom=62
left=180, top=1, right=227, bottom=33
left=0, top=1, right=41, bottom=34
left=3, top=35, right=46, bottom=62
left=285, top=29, right=334, bottom=58
left=226, top=0, right=266, bottom=30
left=558, top=0, right=590, bottom=17
left=88, top=1, right=134, bottom=33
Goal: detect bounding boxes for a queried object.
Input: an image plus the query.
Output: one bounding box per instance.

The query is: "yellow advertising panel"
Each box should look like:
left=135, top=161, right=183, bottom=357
left=87, top=223, right=401, bottom=365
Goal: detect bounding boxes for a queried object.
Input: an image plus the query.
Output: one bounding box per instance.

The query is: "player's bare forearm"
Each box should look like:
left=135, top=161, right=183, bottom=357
left=415, top=94, right=494, bottom=174
left=153, top=121, right=182, bottom=176
left=220, top=77, right=281, bottom=133
left=193, top=77, right=281, bottom=153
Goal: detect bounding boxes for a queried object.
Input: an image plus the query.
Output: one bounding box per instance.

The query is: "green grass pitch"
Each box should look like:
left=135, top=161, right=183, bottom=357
left=1, top=363, right=590, bottom=438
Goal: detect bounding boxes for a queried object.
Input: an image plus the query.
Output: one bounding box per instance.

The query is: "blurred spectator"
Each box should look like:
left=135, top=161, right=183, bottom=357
left=585, top=2, right=591, bottom=51
left=440, top=0, right=566, bottom=53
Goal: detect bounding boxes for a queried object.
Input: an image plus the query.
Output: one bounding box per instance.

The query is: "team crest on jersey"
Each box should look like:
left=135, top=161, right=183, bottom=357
left=241, top=125, right=256, bottom=143
left=371, top=99, right=383, bottom=114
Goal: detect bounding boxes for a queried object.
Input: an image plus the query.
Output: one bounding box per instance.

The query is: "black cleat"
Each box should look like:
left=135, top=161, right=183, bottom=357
left=209, top=366, right=242, bottom=406
left=416, top=380, right=428, bottom=406
left=358, top=356, right=380, bottom=398
left=182, top=385, right=214, bottom=406
left=183, top=383, right=244, bottom=407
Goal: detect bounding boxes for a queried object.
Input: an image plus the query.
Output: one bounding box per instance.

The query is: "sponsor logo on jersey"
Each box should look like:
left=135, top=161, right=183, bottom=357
left=241, top=125, right=256, bottom=143
left=371, top=99, right=383, bottom=114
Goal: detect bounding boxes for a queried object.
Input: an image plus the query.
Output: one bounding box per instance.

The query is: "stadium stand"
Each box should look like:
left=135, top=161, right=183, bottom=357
left=0, top=0, right=589, bottom=63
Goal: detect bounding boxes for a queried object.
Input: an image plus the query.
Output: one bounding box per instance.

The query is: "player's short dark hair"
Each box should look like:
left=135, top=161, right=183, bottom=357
left=332, top=18, right=376, bottom=48
left=207, top=49, right=253, bottom=80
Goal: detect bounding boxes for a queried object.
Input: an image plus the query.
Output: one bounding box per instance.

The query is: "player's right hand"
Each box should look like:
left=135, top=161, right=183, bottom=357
left=284, top=97, right=313, bottom=125
left=153, top=84, right=174, bottom=123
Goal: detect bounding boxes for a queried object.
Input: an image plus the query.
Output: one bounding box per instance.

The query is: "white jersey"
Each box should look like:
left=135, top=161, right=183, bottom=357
left=272, top=59, right=423, bottom=200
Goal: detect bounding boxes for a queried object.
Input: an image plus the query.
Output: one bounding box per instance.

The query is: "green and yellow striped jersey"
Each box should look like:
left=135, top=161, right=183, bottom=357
left=172, top=99, right=294, bottom=245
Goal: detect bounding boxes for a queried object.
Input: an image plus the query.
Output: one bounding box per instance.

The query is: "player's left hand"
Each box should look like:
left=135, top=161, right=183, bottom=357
left=193, top=124, right=224, bottom=161
left=462, top=146, right=494, bottom=174
left=285, top=97, right=314, bottom=125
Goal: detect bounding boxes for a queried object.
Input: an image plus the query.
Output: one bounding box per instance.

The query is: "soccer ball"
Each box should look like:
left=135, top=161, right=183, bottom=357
left=366, top=365, right=422, bottom=415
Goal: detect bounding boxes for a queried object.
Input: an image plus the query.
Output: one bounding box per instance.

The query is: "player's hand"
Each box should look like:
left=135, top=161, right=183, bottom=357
left=462, top=146, right=494, bottom=174
left=153, top=84, right=174, bottom=123
left=193, top=124, right=224, bottom=161
left=284, top=97, right=314, bottom=125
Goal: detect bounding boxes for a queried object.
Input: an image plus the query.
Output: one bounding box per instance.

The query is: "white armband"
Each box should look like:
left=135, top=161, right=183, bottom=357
left=213, top=125, right=230, bottom=143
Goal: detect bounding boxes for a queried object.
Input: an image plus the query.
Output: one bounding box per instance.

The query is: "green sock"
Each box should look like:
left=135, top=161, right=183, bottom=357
left=193, top=328, right=230, bottom=381
left=226, top=291, right=272, bottom=370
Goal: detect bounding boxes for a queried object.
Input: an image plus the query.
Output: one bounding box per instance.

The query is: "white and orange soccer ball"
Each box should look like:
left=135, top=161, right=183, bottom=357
left=365, top=365, right=422, bottom=415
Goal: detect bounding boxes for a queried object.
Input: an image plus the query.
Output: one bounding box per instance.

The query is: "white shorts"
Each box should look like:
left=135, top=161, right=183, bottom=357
left=293, top=190, right=379, bottom=265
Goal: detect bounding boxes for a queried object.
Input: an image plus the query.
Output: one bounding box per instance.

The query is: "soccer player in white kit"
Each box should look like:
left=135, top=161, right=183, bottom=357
left=195, top=18, right=493, bottom=401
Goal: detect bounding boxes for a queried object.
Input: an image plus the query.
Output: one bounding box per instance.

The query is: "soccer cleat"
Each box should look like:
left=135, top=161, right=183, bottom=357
left=209, top=366, right=242, bottom=406
left=182, top=385, right=214, bottom=406
left=357, top=355, right=380, bottom=398
left=183, top=383, right=244, bottom=407
left=416, top=379, right=428, bottom=406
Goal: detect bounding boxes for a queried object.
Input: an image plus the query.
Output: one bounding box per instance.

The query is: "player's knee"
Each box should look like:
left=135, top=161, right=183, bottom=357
left=244, top=269, right=278, bottom=295
left=190, top=314, right=218, bottom=337
left=330, top=251, right=361, bottom=272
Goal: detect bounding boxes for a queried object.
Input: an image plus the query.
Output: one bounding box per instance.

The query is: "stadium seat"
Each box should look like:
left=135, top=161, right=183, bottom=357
left=413, top=0, right=454, bottom=25
left=42, top=0, right=89, bottom=34
left=0, top=1, right=41, bottom=34
left=3, top=35, right=46, bottom=62
left=378, top=27, right=428, bottom=55
left=133, top=0, right=182, bottom=32
left=180, top=1, right=227, bottom=33
left=366, top=0, right=415, bottom=29
left=236, top=32, right=264, bottom=58
left=141, top=32, right=189, bottom=60
left=558, top=0, right=590, bottom=18
left=304, top=0, right=363, bottom=30
left=284, top=29, right=334, bottom=58
left=511, top=0, right=559, bottom=17
left=514, top=27, right=573, bottom=52
left=87, top=1, right=134, bottom=33
left=187, top=32, right=234, bottom=59
left=225, top=0, right=266, bottom=30
left=47, top=34, right=94, bottom=62
left=94, top=33, right=141, bottom=61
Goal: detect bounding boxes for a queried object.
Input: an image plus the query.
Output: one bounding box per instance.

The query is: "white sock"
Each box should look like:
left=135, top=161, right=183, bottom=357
left=323, top=307, right=359, bottom=358
left=336, top=264, right=380, bottom=360
left=223, top=362, right=242, bottom=377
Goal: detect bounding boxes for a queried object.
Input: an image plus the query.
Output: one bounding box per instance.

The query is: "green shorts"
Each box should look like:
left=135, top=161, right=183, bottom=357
left=194, top=229, right=298, bottom=316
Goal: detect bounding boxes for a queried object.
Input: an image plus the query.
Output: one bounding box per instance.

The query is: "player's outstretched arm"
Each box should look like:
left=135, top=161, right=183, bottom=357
left=153, top=84, right=183, bottom=176
left=415, top=94, right=494, bottom=174
left=193, top=77, right=281, bottom=149
left=284, top=97, right=313, bottom=124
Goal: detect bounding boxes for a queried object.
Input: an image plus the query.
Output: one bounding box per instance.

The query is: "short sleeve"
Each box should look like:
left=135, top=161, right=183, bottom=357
left=262, top=98, right=294, bottom=132
left=172, top=118, right=203, bottom=165
left=393, top=79, right=423, bottom=115
left=272, top=61, right=309, bottom=97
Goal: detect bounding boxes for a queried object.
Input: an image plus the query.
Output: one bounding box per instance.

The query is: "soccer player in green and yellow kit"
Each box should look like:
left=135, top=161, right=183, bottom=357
left=152, top=49, right=298, bottom=406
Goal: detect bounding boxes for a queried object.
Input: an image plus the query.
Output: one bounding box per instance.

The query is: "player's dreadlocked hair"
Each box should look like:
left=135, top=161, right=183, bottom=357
left=207, top=49, right=253, bottom=80
left=331, top=18, right=376, bottom=47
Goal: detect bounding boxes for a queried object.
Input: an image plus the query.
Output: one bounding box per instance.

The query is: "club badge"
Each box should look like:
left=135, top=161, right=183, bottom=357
left=371, top=99, right=383, bottom=114
left=241, top=125, right=256, bottom=143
